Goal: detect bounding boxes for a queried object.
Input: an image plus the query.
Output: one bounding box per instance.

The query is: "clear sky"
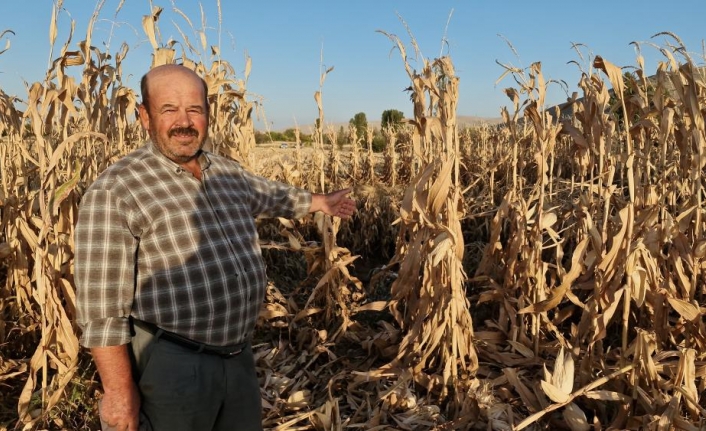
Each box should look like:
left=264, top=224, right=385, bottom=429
left=1, top=1, right=704, bottom=131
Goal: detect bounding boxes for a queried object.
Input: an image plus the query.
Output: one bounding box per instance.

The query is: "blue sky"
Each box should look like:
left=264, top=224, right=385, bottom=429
left=1, top=1, right=704, bottom=130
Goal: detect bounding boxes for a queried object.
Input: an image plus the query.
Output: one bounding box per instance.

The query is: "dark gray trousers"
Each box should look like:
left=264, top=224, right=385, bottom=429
left=129, top=323, right=263, bottom=431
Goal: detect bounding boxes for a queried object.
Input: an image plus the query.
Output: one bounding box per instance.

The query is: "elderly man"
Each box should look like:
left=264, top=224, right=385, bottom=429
left=75, top=64, right=355, bottom=431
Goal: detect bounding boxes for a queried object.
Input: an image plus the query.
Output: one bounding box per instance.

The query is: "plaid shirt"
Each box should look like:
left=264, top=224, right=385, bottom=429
left=75, top=142, right=311, bottom=348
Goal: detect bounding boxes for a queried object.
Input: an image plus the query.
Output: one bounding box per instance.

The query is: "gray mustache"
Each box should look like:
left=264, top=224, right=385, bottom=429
left=169, top=127, right=198, bottom=137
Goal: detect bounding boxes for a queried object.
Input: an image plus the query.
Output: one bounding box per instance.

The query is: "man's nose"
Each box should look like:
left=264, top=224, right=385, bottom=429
left=175, top=109, right=192, bottom=127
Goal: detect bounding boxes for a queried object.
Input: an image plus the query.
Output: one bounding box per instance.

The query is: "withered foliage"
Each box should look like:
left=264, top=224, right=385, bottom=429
left=1, top=3, right=706, bottom=431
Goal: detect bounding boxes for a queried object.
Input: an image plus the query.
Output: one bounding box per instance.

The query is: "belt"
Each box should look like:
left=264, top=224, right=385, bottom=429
left=133, top=320, right=246, bottom=358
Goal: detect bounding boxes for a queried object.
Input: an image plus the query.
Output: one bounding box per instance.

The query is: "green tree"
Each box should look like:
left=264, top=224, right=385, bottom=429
left=372, top=129, right=386, bottom=153
left=254, top=130, right=270, bottom=144
left=337, top=126, right=347, bottom=149
left=349, top=112, right=368, bottom=142
left=381, top=109, right=404, bottom=130
left=282, top=128, right=297, bottom=142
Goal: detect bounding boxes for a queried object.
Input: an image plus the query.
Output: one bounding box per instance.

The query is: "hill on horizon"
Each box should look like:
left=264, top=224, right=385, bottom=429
left=258, top=115, right=503, bottom=133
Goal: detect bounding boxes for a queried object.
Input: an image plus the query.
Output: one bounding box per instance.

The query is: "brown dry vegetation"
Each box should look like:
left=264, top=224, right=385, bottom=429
left=1, top=2, right=706, bottom=431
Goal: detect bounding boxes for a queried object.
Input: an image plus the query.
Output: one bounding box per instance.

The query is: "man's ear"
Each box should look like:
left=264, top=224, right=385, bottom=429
left=138, top=104, right=150, bottom=130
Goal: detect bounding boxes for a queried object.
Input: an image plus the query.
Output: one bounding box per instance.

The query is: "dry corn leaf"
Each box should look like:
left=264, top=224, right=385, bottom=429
left=667, top=297, right=701, bottom=322
left=507, top=341, right=534, bottom=359
left=518, top=237, right=588, bottom=314
left=540, top=380, right=570, bottom=404
left=672, top=418, right=702, bottom=431
left=583, top=390, right=631, bottom=403
left=626, top=247, right=647, bottom=307
left=0, top=359, right=27, bottom=382
left=142, top=6, right=162, bottom=50
left=17, top=218, right=39, bottom=250
left=563, top=402, right=590, bottom=431
left=597, top=207, right=629, bottom=274
left=286, top=390, right=311, bottom=410
left=356, top=301, right=389, bottom=312
left=427, top=158, right=453, bottom=216
left=152, top=47, right=175, bottom=67
left=592, top=287, right=625, bottom=343
left=551, top=347, right=575, bottom=395
left=49, top=4, right=58, bottom=47
left=676, top=348, right=699, bottom=418
left=657, top=395, right=679, bottom=431
left=293, top=307, right=323, bottom=321
left=260, top=306, right=289, bottom=320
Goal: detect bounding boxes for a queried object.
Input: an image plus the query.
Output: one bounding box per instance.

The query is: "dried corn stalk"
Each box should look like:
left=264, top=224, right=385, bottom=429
left=475, top=35, right=706, bottom=430
left=365, top=32, right=478, bottom=416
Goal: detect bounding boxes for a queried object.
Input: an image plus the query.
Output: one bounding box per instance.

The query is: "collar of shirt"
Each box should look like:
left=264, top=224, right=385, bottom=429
left=145, top=140, right=213, bottom=175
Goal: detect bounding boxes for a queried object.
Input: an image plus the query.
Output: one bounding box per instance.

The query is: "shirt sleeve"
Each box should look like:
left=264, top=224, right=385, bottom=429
left=241, top=169, right=312, bottom=219
left=75, top=188, right=137, bottom=348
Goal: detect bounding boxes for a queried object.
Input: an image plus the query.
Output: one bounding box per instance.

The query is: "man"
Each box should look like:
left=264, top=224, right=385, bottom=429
left=75, top=64, right=356, bottom=431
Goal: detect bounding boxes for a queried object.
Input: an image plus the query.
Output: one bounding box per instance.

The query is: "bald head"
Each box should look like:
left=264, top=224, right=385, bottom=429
left=137, top=64, right=211, bottom=164
left=140, top=64, right=209, bottom=114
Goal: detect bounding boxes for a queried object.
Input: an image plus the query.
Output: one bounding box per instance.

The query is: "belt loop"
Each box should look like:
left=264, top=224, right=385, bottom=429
left=154, top=328, right=165, bottom=342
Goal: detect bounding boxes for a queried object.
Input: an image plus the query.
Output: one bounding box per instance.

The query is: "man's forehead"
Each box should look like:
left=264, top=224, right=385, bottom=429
left=148, top=64, right=195, bottom=77
left=148, top=67, right=199, bottom=86
left=147, top=71, right=205, bottom=99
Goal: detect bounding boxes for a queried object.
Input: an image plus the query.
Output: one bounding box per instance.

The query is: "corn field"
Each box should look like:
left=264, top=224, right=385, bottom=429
left=1, top=2, right=706, bottom=430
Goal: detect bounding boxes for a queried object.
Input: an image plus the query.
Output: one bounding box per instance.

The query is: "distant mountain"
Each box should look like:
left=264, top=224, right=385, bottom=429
left=457, top=115, right=504, bottom=127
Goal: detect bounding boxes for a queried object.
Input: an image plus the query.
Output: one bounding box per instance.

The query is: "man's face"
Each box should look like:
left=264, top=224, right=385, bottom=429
left=139, top=67, right=209, bottom=164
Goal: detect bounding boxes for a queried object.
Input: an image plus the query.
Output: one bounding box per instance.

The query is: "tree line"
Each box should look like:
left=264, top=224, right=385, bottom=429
left=255, top=109, right=404, bottom=152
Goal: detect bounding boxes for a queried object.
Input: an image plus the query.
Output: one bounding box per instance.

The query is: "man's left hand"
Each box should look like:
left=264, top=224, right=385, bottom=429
left=310, top=189, right=356, bottom=219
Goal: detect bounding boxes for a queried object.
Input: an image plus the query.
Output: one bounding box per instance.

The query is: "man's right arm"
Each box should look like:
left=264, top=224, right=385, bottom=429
left=75, top=188, right=137, bottom=347
left=92, top=345, right=140, bottom=431
left=75, top=188, right=141, bottom=428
